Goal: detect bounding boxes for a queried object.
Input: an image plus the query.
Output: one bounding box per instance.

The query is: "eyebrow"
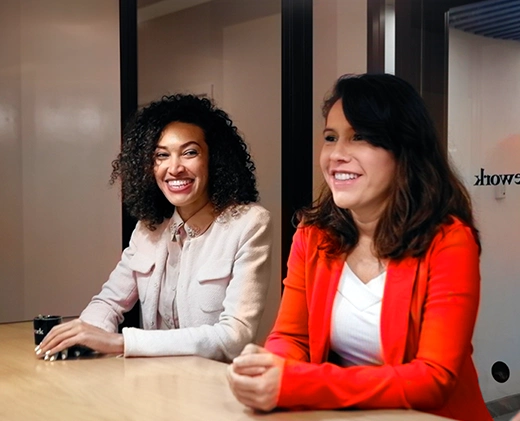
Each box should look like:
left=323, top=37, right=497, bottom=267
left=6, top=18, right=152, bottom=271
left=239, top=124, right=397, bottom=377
left=155, top=141, right=201, bottom=150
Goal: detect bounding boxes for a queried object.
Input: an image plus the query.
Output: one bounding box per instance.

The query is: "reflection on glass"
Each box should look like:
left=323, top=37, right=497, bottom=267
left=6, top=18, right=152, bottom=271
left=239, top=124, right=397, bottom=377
left=448, top=1, right=520, bottom=403
left=137, top=0, right=282, bottom=343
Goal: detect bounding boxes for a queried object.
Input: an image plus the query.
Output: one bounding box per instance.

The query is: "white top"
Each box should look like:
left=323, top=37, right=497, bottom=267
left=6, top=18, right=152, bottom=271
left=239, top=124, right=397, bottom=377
left=156, top=234, right=181, bottom=330
left=156, top=205, right=211, bottom=331
left=330, top=263, right=386, bottom=367
left=80, top=204, right=272, bottom=361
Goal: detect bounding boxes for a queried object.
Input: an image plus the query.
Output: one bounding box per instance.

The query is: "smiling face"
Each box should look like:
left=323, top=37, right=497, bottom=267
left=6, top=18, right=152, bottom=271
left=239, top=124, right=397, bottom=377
left=320, top=100, right=397, bottom=221
left=153, top=121, right=210, bottom=220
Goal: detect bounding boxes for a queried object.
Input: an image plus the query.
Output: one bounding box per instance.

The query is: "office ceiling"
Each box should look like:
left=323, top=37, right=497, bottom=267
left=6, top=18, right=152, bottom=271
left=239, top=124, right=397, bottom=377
left=138, top=0, right=211, bottom=9
left=138, top=0, right=162, bottom=7
left=449, top=0, right=520, bottom=42
left=137, top=0, right=213, bottom=22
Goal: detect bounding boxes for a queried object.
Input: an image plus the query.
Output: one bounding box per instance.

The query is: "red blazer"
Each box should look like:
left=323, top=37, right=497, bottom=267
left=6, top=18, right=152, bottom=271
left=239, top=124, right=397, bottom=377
left=265, top=219, right=491, bottom=421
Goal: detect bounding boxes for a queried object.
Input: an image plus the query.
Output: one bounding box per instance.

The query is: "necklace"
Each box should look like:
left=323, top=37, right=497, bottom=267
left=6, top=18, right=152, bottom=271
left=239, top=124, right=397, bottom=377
left=170, top=201, right=214, bottom=242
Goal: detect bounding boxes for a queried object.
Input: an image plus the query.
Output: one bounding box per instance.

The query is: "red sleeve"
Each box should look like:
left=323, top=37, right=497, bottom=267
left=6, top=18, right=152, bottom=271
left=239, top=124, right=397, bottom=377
left=272, top=223, right=481, bottom=411
left=265, top=227, right=311, bottom=361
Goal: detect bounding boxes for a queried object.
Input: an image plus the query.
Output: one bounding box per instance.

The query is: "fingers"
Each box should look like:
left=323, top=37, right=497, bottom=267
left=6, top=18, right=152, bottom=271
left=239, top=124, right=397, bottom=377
left=38, top=319, right=79, bottom=349
left=34, top=348, right=60, bottom=362
left=230, top=359, right=268, bottom=376
left=36, top=330, right=77, bottom=358
left=233, top=352, right=275, bottom=370
left=35, top=319, right=85, bottom=359
left=239, top=343, right=263, bottom=355
left=227, top=364, right=280, bottom=412
left=233, top=366, right=267, bottom=376
left=239, top=343, right=273, bottom=356
left=227, top=365, right=262, bottom=392
left=232, top=345, right=283, bottom=376
left=36, top=321, right=123, bottom=359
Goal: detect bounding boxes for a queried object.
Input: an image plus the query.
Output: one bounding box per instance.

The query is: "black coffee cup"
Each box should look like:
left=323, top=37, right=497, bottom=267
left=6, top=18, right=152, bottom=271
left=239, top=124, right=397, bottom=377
left=33, top=315, right=62, bottom=345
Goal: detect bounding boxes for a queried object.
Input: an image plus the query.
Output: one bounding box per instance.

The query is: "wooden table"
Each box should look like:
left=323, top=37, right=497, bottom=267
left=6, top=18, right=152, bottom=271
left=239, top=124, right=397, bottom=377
left=0, top=322, right=452, bottom=421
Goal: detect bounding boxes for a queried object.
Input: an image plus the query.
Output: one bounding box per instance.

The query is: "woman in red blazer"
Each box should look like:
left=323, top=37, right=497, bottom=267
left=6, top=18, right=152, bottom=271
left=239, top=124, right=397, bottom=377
left=227, top=73, right=492, bottom=421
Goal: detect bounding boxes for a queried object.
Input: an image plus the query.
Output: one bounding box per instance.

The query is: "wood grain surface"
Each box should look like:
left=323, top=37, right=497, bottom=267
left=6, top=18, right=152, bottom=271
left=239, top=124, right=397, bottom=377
left=0, top=322, right=452, bottom=421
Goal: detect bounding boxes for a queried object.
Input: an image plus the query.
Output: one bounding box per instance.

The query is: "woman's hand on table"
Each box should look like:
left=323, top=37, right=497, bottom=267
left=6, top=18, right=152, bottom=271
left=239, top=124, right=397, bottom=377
left=227, top=344, right=284, bottom=412
left=35, top=319, right=123, bottom=361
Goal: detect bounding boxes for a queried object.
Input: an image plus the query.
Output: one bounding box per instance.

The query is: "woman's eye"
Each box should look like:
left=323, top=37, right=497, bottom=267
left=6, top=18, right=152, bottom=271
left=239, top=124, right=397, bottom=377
left=154, top=152, right=169, bottom=159
left=184, top=149, right=198, bottom=157
left=324, top=135, right=336, bottom=143
left=352, top=133, right=365, bottom=141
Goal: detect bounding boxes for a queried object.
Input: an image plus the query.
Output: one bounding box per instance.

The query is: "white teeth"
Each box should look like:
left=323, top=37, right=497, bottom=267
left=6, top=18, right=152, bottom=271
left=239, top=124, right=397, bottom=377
left=167, top=180, right=191, bottom=187
left=334, top=172, right=358, bottom=180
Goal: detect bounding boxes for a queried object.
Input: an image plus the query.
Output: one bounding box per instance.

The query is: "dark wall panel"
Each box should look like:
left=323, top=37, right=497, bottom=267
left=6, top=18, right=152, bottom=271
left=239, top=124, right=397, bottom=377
left=281, top=0, right=313, bottom=281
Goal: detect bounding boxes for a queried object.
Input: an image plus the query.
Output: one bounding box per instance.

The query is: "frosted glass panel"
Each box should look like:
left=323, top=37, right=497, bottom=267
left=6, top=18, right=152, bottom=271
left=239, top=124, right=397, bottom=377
left=312, top=0, right=367, bottom=198
left=137, top=0, right=282, bottom=343
left=448, top=27, right=520, bottom=402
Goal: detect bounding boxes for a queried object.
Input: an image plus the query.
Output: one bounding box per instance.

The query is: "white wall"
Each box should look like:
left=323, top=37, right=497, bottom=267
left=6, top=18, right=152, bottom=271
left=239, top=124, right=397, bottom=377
left=448, top=28, right=520, bottom=402
left=312, top=0, right=367, bottom=197
left=138, top=0, right=280, bottom=107
left=0, top=0, right=24, bottom=322
left=222, top=14, right=282, bottom=343
left=138, top=0, right=282, bottom=343
left=385, top=4, right=395, bottom=75
left=0, top=0, right=122, bottom=322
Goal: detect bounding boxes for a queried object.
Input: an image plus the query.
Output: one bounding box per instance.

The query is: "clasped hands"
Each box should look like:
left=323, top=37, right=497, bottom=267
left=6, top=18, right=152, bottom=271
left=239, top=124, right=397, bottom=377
left=35, top=319, right=124, bottom=361
left=227, top=343, right=284, bottom=412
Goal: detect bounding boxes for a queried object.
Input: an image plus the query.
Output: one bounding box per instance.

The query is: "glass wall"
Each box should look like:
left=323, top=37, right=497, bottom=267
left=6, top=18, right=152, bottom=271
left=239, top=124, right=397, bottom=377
left=448, top=24, right=520, bottom=403
left=312, top=0, right=367, bottom=198
left=137, top=0, right=282, bottom=342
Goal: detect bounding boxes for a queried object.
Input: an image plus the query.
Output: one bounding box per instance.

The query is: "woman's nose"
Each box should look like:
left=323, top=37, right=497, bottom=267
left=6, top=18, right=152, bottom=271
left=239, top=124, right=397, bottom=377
left=166, top=157, right=186, bottom=175
left=330, top=140, right=352, bottom=162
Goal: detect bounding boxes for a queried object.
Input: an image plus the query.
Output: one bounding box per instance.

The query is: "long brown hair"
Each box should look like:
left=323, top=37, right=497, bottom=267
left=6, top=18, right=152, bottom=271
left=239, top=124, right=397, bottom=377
left=300, top=74, right=479, bottom=259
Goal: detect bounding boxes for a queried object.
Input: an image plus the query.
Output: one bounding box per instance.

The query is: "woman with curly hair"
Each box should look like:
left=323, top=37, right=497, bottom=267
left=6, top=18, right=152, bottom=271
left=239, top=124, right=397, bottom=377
left=36, top=94, right=272, bottom=362
left=228, top=74, right=492, bottom=420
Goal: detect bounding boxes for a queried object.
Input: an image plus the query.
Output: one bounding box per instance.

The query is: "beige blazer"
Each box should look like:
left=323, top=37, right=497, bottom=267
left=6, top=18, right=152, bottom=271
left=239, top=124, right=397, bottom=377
left=80, top=204, right=272, bottom=362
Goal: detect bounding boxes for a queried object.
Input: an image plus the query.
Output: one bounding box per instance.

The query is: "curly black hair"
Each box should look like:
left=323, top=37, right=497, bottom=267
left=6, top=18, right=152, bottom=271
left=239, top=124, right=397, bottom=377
left=110, top=94, right=259, bottom=230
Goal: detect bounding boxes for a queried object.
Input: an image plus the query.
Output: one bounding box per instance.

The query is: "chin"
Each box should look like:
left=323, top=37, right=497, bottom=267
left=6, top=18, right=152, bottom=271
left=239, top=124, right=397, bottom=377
left=334, top=203, right=352, bottom=210
left=164, top=196, right=186, bottom=207
left=331, top=195, right=353, bottom=210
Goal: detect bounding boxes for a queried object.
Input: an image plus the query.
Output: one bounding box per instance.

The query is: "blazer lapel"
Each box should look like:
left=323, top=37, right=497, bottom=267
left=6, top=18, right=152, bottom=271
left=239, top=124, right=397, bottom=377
left=380, top=257, right=419, bottom=364
left=310, top=256, right=345, bottom=363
